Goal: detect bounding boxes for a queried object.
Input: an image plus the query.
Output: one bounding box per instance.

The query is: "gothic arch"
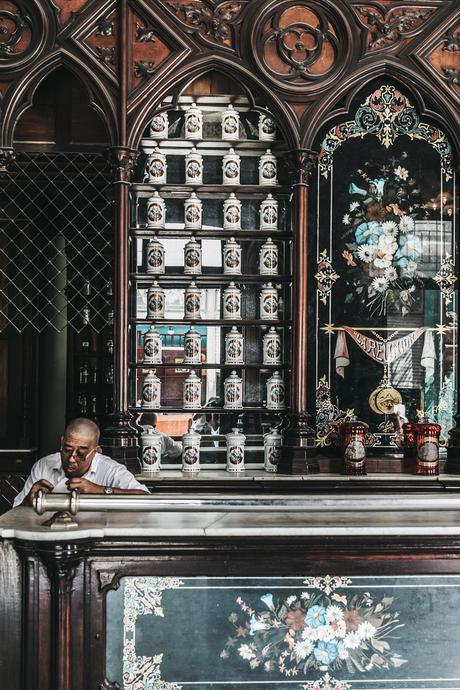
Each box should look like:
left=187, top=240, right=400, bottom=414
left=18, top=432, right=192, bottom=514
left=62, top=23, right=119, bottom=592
left=301, top=61, right=460, bottom=159
left=1, top=50, right=117, bottom=147
left=127, top=55, right=300, bottom=151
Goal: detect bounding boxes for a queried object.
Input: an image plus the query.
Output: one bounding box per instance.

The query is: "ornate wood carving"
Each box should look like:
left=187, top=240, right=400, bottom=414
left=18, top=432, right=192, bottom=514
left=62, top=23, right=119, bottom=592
left=161, top=0, right=247, bottom=50
left=82, top=10, right=118, bottom=76
left=424, top=23, right=460, bottom=96
left=0, top=146, right=16, bottom=172
left=247, top=1, right=353, bottom=96
left=96, top=46, right=115, bottom=65
left=135, top=22, right=156, bottom=43
left=286, top=148, right=317, bottom=186
left=108, top=146, right=139, bottom=184
left=128, top=9, right=175, bottom=95
left=97, top=569, right=121, bottom=592
left=52, top=0, right=94, bottom=27
left=353, top=3, right=438, bottom=53
left=0, top=5, right=31, bottom=57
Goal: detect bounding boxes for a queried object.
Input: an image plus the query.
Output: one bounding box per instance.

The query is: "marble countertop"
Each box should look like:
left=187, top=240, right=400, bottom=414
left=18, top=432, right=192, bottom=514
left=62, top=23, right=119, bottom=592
left=3, top=488, right=460, bottom=540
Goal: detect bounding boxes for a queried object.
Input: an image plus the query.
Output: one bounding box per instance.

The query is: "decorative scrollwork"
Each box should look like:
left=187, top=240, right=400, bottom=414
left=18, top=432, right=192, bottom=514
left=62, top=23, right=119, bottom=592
left=0, top=7, right=30, bottom=57
left=353, top=5, right=436, bottom=52
left=134, top=60, right=156, bottom=79
left=315, top=249, right=339, bottom=304
left=434, top=255, right=457, bottom=305
left=135, top=22, right=156, bottom=43
left=319, top=84, right=454, bottom=180
left=162, top=0, right=246, bottom=47
left=261, top=8, right=339, bottom=80
left=95, top=46, right=115, bottom=65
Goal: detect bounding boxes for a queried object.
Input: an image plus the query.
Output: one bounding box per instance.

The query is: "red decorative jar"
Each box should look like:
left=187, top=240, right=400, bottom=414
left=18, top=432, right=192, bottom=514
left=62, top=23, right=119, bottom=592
left=340, top=417, right=369, bottom=476
left=413, top=418, right=441, bottom=475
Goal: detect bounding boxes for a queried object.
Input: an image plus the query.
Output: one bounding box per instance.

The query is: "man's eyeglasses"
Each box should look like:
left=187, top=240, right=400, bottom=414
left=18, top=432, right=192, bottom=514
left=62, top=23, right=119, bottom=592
left=60, top=446, right=97, bottom=462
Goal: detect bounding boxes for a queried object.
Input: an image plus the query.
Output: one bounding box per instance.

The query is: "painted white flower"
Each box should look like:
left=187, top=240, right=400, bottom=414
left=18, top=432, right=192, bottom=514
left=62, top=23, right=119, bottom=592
left=349, top=201, right=360, bottom=211
left=394, top=165, right=409, bottom=180
left=401, top=260, right=418, bottom=276
left=343, top=631, right=361, bottom=649
left=249, top=658, right=260, bottom=669
left=239, top=644, right=256, bottom=660
left=374, top=255, right=392, bottom=269
left=384, top=267, right=398, bottom=282
left=338, top=641, right=349, bottom=660
left=399, top=216, right=415, bottom=233
left=293, top=639, right=314, bottom=661
left=343, top=213, right=351, bottom=225
left=300, top=591, right=311, bottom=600
left=356, top=244, right=375, bottom=263
left=326, top=605, right=344, bottom=623
left=316, top=624, right=338, bottom=642
left=330, top=619, right=347, bottom=639
left=378, top=234, right=398, bottom=255
left=264, top=661, right=272, bottom=672
left=382, top=220, right=398, bottom=236
left=286, top=595, right=297, bottom=606
left=302, top=625, right=319, bottom=642
left=357, top=621, right=377, bottom=640
left=371, top=276, right=389, bottom=293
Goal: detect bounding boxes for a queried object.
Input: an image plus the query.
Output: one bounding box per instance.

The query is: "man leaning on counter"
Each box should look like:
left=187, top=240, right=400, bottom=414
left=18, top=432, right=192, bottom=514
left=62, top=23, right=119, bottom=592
left=13, top=417, right=149, bottom=506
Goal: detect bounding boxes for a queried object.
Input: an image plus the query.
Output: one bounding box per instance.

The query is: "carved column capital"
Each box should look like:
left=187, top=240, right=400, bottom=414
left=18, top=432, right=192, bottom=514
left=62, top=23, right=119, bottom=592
left=38, top=541, right=87, bottom=595
left=286, top=149, right=317, bottom=187
left=0, top=147, right=16, bottom=173
left=102, top=411, right=140, bottom=473
left=108, top=146, right=139, bottom=184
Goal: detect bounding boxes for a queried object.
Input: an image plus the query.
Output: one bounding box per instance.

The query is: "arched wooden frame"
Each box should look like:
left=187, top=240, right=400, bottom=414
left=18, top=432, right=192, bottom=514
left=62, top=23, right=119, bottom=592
left=0, top=52, right=117, bottom=147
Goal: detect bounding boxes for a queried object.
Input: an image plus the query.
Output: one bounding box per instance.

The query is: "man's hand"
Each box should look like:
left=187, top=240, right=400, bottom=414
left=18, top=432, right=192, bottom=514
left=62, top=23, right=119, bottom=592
left=66, top=477, right=105, bottom=494
left=24, top=479, right=54, bottom=506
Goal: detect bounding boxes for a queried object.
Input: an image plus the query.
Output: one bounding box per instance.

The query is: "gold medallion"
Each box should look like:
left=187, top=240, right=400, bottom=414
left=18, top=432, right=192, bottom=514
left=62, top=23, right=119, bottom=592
left=369, top=384, right=402, bottom=414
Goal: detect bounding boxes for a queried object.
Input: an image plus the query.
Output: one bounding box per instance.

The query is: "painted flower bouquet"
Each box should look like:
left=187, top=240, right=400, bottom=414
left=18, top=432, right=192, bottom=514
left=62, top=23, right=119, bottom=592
left=341, top=161, right=425, bottom=316
left=221, top=585, right=406, bottom=677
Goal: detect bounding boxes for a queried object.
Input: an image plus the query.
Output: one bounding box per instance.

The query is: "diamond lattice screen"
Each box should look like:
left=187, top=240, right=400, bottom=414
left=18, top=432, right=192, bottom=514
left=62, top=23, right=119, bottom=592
left=0, top=152, right=113, bottom=333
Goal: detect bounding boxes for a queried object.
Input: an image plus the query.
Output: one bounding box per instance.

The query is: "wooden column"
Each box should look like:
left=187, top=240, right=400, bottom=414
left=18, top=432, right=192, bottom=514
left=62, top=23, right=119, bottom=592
left=102, top=0, right=139, bottom=470
left=38, top=542, right=88, bottom=690
left=278, top=149, right=319, bottom=474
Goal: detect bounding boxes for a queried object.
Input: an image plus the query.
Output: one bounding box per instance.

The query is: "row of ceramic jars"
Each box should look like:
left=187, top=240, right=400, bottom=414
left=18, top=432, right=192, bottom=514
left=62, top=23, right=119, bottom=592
left=145, top=236, right=279, bottom=276
left=145, top=192, right=278, bottom=231
left=144, top=325, right=282, bottom=366
left=146, top=281, right=282, bottom=320
left=143, top=147, right=278, bottom=186
left=141, top=426, right=282, bottom=474
left=149, top=105, right=276, bottom=142
left=141, top=369, right=285, bottom=411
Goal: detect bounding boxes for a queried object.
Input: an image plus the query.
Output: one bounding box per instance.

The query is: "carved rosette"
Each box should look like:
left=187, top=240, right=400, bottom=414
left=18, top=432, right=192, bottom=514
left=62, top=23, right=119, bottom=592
left=108, top=147, right=139, bottom=184
left=82, top=10, right=117, bottom=74
left=353, top=4, right=438, bottom=54
left=285, top=148, right=317, bottom=186
left=161, top=0, right=247, bottom=50
left=248, top=1, right=352, bottom=95
left=0, top=0, right=49, bottom=71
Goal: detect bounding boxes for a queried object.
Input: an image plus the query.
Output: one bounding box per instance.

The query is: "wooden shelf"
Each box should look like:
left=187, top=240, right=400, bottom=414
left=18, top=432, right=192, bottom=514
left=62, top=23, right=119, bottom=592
left=130, top=274, right=291, bottom=286
left=130, top=228, right=291, bottom=239
left=131, top=184, right=289, bottom=198
left=130, top=363, right=289, bottom=370
left=129, top=406, right=286, bottom=414
left=130, top=318, right=291, bottom=326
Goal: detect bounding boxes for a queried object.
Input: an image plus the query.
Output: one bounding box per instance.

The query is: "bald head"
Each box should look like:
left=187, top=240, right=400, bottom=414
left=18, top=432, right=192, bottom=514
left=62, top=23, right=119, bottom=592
left=64, top=418, right=100, bottom=445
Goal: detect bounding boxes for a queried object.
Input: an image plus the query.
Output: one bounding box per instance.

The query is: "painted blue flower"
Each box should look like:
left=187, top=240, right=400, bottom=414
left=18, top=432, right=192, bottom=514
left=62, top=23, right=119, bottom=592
left=249, top=614, right=270, bottom=636
left=313, top=641, right=339, bottom=665
left=260, top=593, right=274, bottom=610
left=370, top=177, right=387, bottom=198
left=349, top=182, right=367, bottom=196
left=395, top=233, right=422, bottom=261
left=355, top=221, right=382, bottom=245
left=305, top=605, right=327, bottom=628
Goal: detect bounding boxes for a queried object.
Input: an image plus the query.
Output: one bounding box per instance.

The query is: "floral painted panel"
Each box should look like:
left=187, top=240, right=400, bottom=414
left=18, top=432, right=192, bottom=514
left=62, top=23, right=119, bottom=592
left=106, top=574, right=460, bottom=689
left=312, top=81, right=457, bottom=452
